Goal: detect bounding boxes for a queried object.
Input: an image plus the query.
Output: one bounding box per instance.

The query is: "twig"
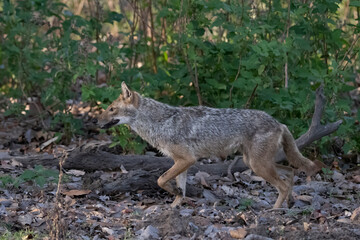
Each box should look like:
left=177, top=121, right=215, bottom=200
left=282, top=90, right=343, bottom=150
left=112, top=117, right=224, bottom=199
left=125, top=0, right=167, bottom=43
left=148, top=0, right=158, bottom=73
left=339, top=34, right=360, bottom=71
left=55, top=151, right=67, bottom=202
left=18, top=61, right=47, bottom=129
left=176, top=0, right=201, bottom=105
left=265, top=208, right=303, bottom=213
left=244, top=84, right=258, bottom=109
left=229, top=56, right=242, bottom=106
left=323, top=33, right=328, bottom=73
left=284, top=0, right=291, bottom=88
left=119, top=0, right=138, bottom=68
left=183, top=48, right=203, bottom=105
left=48, top=150, right=68, bottom=240
left=193, top=60, right=202, bottom=105
left=40, top=136, right=60, bottom=151
left=160, top=0, right=167, bottom=45
left=284, top=61, right=288, bottom=88
left=240, top=0, right=245, bottom=25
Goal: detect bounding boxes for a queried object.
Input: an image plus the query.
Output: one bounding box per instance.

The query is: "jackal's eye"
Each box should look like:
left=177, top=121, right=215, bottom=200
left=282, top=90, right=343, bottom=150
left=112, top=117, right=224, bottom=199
left=109, top=107, right=114, bottom=112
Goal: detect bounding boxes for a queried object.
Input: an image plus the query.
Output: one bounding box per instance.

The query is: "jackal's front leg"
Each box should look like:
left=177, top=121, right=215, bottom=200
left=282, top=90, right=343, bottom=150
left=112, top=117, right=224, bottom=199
left=157, top=158, right=195, bottom=207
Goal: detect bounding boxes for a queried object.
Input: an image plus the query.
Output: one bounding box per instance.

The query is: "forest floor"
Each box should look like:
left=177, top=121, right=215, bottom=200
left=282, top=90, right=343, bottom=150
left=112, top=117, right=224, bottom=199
left=0, top=113, right=360, bottom=240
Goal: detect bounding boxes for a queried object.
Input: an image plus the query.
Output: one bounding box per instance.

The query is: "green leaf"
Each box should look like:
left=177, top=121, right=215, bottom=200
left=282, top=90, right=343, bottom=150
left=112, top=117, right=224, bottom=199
left=232, top=78, right=246, bottom=89
left=42, top=169, right=59, bottom=178
left=349, top=1, right=360, bottom=7
left=109, top=142, right=119, bottom=148
left=195, top=28, right=205, bottom=37
left=34, top=165, right=44, bottom=172
left=118, top=138, right=128, bottom=147
left=258, top=65, right=265, bottom=75
left=106, top=12, right=124, bottom=23
left=158, top=8, right=172, bottom=18
left=163, top=51, right=168, bottom=62
left=20, top=170, right=37, bottom=181
left=7, top=45, right=21, bottom=54
left=206, top=78, right=227, bottom=90
left=35, top=176, right=46, bottom=187
left=0, top=176, right=15, bottom=186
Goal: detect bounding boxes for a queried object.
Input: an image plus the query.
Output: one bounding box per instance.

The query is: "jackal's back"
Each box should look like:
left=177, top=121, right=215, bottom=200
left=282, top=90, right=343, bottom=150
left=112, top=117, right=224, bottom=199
left=131, top=95, right=282, bottom=159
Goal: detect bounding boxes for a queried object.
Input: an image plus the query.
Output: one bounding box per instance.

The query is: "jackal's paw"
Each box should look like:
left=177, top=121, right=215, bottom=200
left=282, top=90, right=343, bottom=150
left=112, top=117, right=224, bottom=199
left=287, top=194, right=295, bottom=208
left=169, top=185, right=183, bottom=196
left=171, top=195, right=184, bottom=208
left=175, top=187, right=183, bottom=196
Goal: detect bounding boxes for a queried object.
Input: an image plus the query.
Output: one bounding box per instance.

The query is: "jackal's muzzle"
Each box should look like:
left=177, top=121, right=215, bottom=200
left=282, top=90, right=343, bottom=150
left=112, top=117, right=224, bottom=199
left=101, top=119, right=120, bottom=129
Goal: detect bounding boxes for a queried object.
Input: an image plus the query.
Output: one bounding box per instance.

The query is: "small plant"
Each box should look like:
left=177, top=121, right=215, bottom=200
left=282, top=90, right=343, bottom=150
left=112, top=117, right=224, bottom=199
left=123, top=228, right=134, bottom=240
left=322, top=167, right=334, bottom=181
left=237, top=198, right=253, bottom=211
left=52, top=112, right=83, bottom=145
left=0, top=175, right=15, bottom=187
left=20, top=165, right=59, bottom=187
left=301, top=207, right=314, bottom=216
left=0, top=229, right=41, bottom=240
left=4, top=102, right=26, bottom=117
left=109, top=125, right=147, bottom=154
left=0, top=165, right=59, bottom=188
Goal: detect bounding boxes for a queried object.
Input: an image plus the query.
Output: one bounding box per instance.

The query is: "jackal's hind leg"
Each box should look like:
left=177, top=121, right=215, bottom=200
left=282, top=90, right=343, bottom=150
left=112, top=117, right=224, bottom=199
left=249, top=153, right=292, bottom=209
left=275, top=164, right=294, bottom=208
left=172, top=170, right=188, bottom=207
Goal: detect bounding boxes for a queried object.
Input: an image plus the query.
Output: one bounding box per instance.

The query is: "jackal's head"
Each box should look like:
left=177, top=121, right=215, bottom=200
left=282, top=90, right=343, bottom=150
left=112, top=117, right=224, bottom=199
left=94, top=82, right=139, bottom=129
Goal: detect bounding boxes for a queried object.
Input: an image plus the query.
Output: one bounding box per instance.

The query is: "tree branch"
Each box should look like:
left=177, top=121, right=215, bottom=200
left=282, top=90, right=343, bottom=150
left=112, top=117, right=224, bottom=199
left=275, top=85, right=342, bottom=161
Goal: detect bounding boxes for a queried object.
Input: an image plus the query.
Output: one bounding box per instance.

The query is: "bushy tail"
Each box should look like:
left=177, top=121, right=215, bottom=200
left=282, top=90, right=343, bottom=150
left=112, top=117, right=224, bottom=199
left=281, top=125, right=325, bottom=176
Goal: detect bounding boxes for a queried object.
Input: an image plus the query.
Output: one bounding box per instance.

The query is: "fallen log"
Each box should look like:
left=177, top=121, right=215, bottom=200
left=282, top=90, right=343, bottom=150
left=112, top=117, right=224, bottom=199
left=13, top=151, right=248, bottom=176
left=14, top=85, right=341, bottom=171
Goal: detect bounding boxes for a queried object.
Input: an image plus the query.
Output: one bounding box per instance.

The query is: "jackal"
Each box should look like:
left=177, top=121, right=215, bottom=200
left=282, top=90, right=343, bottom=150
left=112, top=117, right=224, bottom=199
left=94, top=82, right=324, bottom=208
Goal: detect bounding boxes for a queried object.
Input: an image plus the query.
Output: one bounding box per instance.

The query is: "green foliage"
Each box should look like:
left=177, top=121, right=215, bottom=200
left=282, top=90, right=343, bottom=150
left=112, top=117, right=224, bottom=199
left=20, top=165, right=59, bottom=187
left=336, top=112, right=360, bottom=153
left=300, top=207, right=314, bottom=216
left=1, top=0, right=359, bottom=153
left=52, top=112, right=83, bottom=144
left=286, top=207, right=314, bottom=217
left=0, top=165, right=59, bottom=188
left=322, top=167, right=334, bottom=181
left=3, top=102, right=26, bottom=117
left=109, top=125, right=147, bottom=154
left=0, top=0, right=125, bottom=141
left=81, top=84, right=120, bottom=106
left=0, top=175, right=14, bottom=187
left=0, top=229, right=42, bottom=240
left=237, top=198, right=253, bottom=211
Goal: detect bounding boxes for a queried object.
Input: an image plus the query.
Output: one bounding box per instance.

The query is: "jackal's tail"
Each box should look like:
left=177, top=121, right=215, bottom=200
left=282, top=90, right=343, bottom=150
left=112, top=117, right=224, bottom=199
left=281, top=125, right=325, bottom=176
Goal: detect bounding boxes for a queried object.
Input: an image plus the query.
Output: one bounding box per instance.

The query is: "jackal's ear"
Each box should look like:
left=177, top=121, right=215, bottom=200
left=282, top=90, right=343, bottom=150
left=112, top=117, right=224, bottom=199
left=121, top=82, right=132, bottom=99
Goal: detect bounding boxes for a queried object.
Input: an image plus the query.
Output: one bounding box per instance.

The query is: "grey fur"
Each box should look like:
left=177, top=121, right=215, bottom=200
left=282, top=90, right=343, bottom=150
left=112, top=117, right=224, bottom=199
left=131, top=94, right=281, bottom=159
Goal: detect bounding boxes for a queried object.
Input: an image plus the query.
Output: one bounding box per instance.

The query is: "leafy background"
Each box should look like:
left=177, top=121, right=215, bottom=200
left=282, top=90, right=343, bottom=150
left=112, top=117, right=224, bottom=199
left=0, top=0, right=359, bottom=154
